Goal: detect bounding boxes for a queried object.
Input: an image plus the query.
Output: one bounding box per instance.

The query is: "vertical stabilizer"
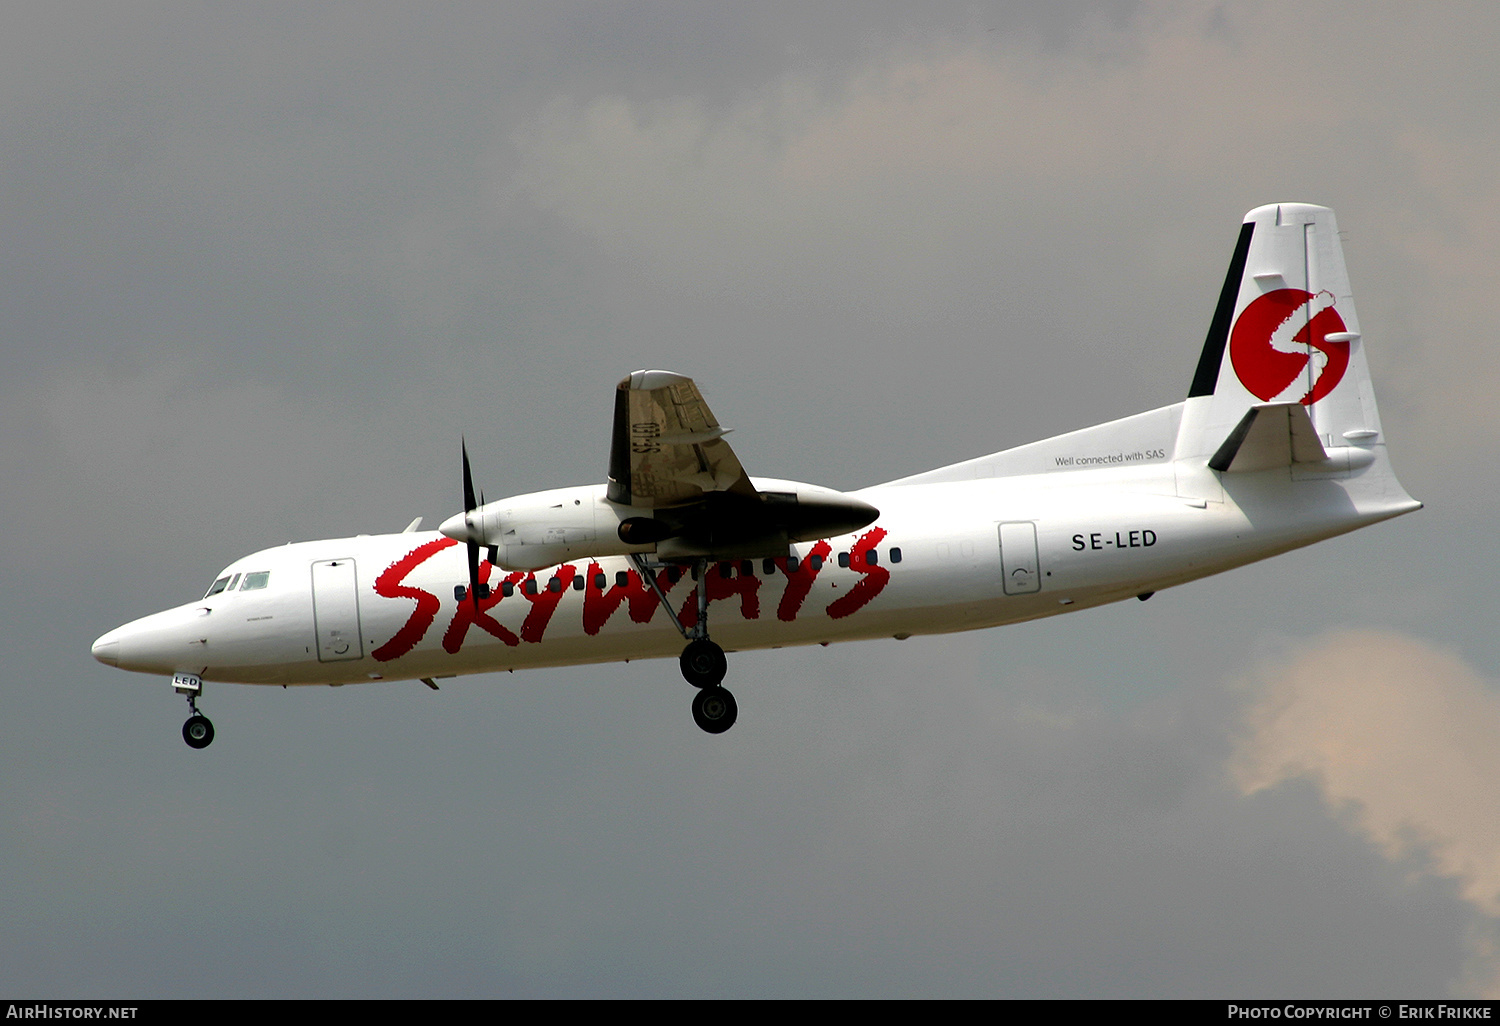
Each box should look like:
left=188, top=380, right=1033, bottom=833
left=1176, top=204, right=1384, bottom=465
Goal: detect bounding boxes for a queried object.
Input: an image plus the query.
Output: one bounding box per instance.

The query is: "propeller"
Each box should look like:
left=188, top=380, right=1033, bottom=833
left=439, top=441, right=495, bottom=604
left=462, top=440, right=482, bottom=611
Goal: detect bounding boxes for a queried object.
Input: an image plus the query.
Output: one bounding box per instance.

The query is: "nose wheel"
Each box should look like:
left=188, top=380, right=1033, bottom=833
left=176, top=678, right=215, bottom=750
left=182, top=713, right=215, bottom=749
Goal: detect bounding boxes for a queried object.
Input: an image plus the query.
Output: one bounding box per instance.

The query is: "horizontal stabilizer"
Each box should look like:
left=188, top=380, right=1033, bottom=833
left=1208, top=403, right=1328, bottom=473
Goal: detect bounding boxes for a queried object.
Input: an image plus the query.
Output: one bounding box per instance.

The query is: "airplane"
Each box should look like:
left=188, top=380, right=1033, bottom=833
left=92, top=203, right=1421, bottom=748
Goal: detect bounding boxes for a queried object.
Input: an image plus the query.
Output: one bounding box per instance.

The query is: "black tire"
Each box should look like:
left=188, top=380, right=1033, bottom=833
left=182, top=714, right=215, bottom=750
left=679, top=639, right=727, bottom=688
left=692, top=686, right=738, bottom=734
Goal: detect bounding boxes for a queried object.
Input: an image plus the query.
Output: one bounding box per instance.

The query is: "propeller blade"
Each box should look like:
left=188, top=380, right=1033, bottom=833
left=462, top=439, right=477, bottom=513
left=462, top=440, right=480, bottom=610
left=467, top=539, right=482, bottom=612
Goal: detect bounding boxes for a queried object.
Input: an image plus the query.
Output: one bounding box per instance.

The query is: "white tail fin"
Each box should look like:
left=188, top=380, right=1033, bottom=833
left=1176, top=204, right=1384, bottom=466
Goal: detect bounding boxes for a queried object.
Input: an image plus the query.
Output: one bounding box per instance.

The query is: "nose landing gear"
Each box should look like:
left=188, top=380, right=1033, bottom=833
left=173, top=672, right=215, bottom=749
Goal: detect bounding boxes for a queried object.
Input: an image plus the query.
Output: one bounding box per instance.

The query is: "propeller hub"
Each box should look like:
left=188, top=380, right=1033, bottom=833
left=439, top=511, right=480, bottom=543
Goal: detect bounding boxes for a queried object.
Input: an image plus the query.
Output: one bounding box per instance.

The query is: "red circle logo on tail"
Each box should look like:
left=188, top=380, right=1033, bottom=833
left=1229, top=288, right=1350, bottom=404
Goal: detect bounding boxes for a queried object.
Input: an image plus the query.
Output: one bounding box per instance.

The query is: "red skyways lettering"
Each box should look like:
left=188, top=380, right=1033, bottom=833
left=581, top=562, right=683, bottom=635
left=826, top=527, right=889, bottom=620
left=775, top=540, right=832, bottom=622
left=581, top=560, right=762, bottom=635
left=373, top=530, right=895, bottom=657
left=443, top=563, right=577, bottom=652
left=442, top=563, right=520, bottom=651
left=677, top=563, right=762, bottom=629
left=371, top=537, right=458, bottom=662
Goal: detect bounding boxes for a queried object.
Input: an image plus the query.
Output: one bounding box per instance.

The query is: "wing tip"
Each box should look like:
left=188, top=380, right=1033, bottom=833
left=625, top=369, right=693, bottom=391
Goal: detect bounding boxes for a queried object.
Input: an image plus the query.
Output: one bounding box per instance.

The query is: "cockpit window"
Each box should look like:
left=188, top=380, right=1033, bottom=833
left=240, top=571, right=270, bottom=591
left=205, top=576, right=232, bottom=598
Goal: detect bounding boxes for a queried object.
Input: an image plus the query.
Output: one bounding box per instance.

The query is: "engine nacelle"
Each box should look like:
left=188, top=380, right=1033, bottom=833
left=470, top=484, right=639, bottom=571
left=440, top=478, right=878, bottom=570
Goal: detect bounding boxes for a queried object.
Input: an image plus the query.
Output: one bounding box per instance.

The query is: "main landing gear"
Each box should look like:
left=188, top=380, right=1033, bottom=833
left=691, top=684, right=737, bottom=734
left=630, top=554, right=739, bottom=735
left=174, top=673, right=215, bottom=749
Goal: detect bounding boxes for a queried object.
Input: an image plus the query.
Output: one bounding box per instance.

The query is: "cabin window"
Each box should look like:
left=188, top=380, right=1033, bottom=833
left=616, top=570, right=629, bottom=588
left=501, top=581, right=514, bottom=597
left=241, top=571, right=271, bottom=590
left=547, top=577, right=561, bottom=593
left=866, top=550, right=878, bottom=567
left=594, top=573, right=606, bottom=589
left=718, top=563, right=732, bottom=578
left=762, top=558, right=776, bottom=575
left=453, top=585, right=466, bottom=601
left=572, top=576, right=584, bottom=591
left=204, top=576, right=232, bottom=598
left=524, top=579, right=537, bottom=596
left=838, top=552, right=850, bottom=568
left=889, top=548, right=902, bottom=564
left=787, top=556, right=800, bottom=572
left=667, top=566, right=681, bottom=584
left=809, top=554, right=823, bottom=571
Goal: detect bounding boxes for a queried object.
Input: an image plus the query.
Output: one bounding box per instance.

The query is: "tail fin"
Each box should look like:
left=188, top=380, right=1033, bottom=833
left=1175, top=204, right=1385, bottom=470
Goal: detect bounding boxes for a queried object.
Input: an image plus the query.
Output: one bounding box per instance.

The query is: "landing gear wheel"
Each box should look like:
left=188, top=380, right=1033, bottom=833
left=182, top=714, right=215, bottom=750
left=679, top=639, right=728, bottom=688
left=692, top=686, right=738, bottom=734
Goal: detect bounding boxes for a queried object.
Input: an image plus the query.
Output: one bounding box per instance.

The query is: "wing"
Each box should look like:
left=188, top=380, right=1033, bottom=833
left=607, top=370, right=758, bottom=508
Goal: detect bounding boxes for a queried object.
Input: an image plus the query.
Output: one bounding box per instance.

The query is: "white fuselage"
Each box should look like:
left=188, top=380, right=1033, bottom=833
left=91, top=452, right=1417, bottom=688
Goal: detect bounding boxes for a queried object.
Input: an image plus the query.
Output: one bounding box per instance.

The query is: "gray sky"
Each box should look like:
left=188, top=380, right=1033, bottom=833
left=7, top=1, right=1500, bottom=997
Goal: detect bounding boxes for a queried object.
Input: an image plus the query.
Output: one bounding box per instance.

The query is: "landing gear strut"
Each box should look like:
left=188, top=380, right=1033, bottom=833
left=630, top=554, right=737, bottom=734
left=174, top=674, right=215, bottom=749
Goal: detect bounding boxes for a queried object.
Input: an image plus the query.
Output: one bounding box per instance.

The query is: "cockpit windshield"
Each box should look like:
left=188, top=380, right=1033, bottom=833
left=205, top=570, right=270, bottom=599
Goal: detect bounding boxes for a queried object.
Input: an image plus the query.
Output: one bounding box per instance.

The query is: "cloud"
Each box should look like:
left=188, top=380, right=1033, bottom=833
left=507, top=14, right=1401, bottom=285
left=1233, top=630, right=1500, bottom=996
left=505, top=3, right=1500, bottom=496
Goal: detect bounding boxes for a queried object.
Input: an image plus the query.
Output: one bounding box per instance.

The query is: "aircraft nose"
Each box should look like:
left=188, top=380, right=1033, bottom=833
left=91, top=631, right=120, bottom=666
left=91, top=606, right=208, bottom=675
